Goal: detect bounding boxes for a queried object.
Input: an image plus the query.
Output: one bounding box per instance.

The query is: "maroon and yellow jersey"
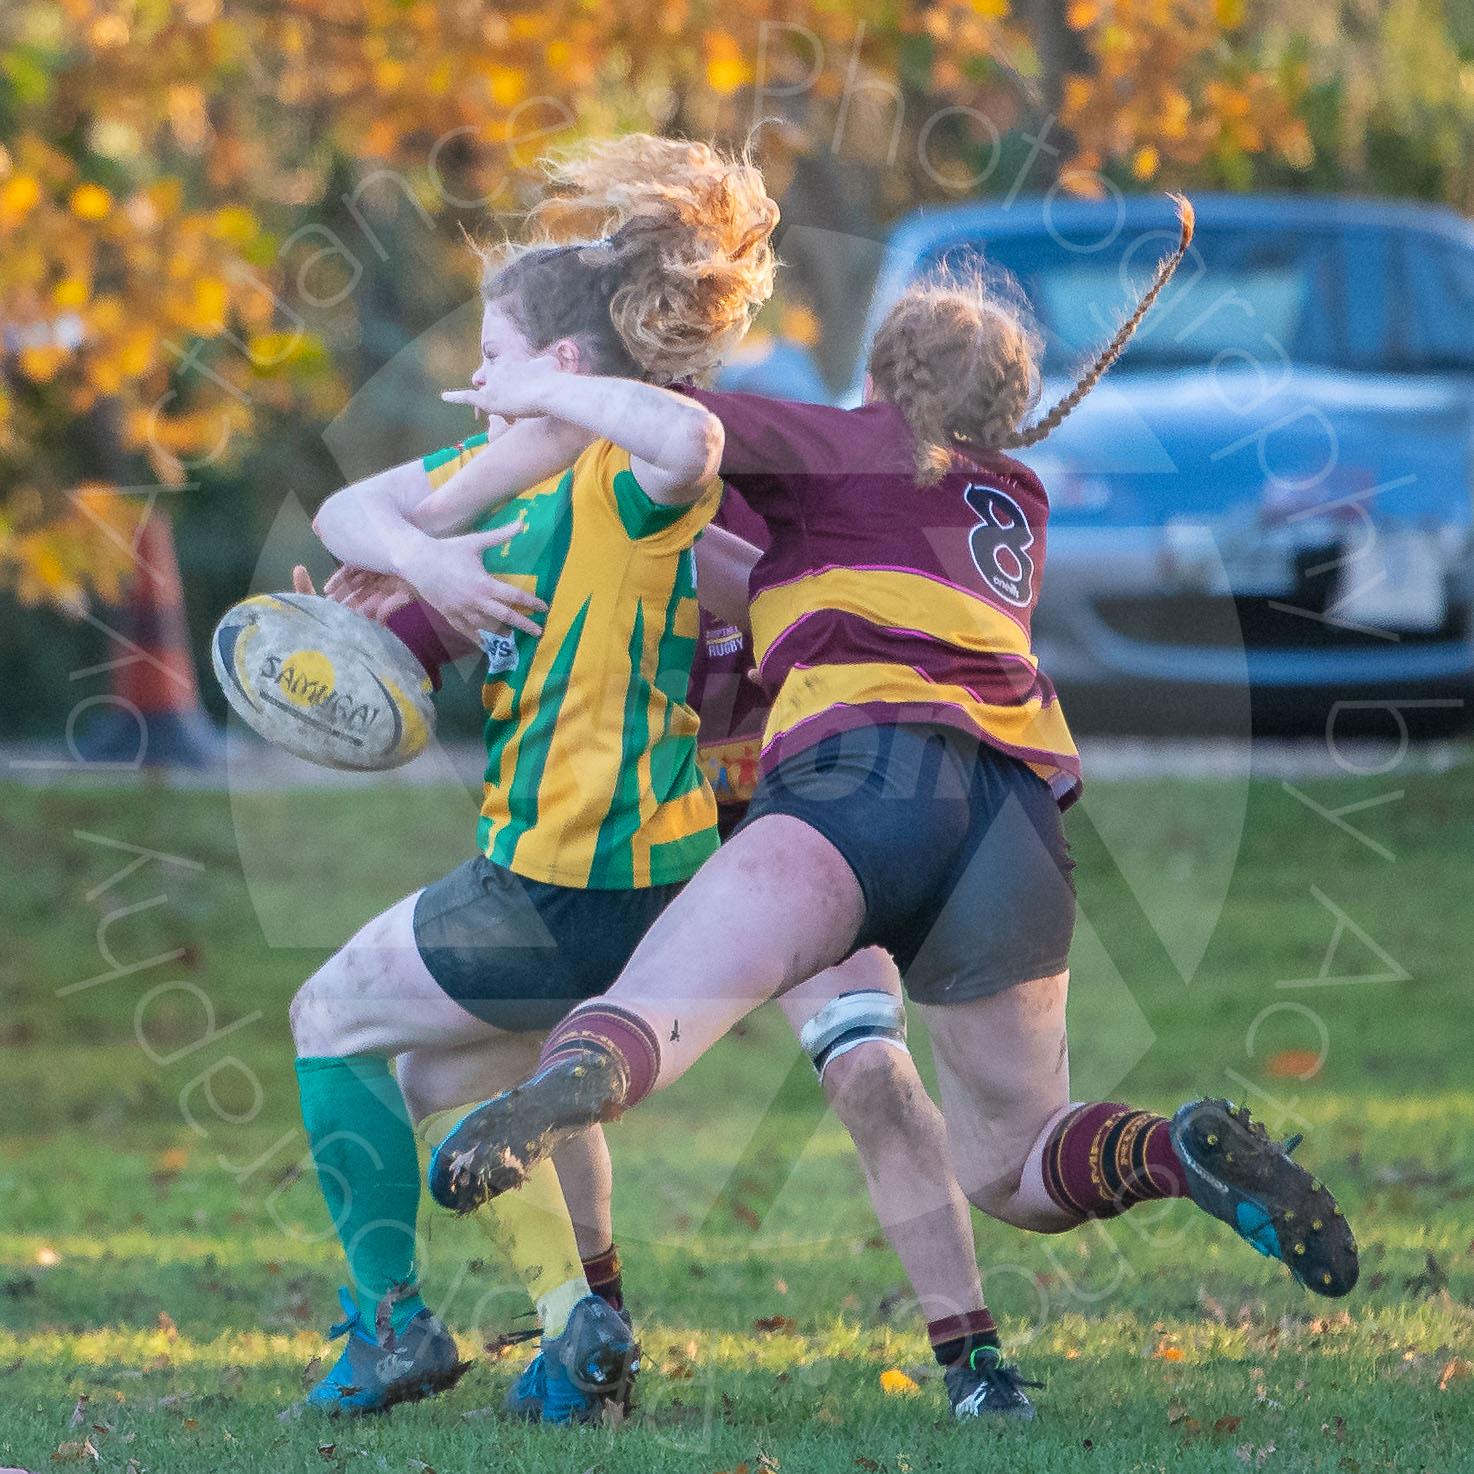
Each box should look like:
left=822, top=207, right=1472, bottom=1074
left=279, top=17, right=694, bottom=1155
left=684, top=389, right=1082, bottom=807
left=689, top=490, right=769, bottom=812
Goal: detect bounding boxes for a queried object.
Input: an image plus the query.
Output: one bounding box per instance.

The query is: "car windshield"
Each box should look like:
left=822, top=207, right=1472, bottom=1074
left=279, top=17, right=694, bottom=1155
left=920, top=222, right=1474, bottom=375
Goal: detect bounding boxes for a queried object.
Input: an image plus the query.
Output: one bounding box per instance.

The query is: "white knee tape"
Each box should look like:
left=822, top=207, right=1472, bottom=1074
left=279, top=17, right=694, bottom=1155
left=799, top=989, right=909, bottom=1081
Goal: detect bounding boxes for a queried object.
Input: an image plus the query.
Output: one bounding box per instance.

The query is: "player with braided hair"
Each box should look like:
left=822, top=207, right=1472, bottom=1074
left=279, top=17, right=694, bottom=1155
left=430, top=195, right=1359, bottom=1418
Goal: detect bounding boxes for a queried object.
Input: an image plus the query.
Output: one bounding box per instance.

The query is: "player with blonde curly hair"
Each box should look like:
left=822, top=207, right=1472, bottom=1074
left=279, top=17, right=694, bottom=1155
left=284, top=134, right=778, bottom=1423
left=432, top=197, right=1360, bottom=1421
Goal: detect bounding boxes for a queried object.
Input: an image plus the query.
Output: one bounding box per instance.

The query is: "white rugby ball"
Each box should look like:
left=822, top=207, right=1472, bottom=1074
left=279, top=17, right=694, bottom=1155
left=211, top=593, right=435, bottom=770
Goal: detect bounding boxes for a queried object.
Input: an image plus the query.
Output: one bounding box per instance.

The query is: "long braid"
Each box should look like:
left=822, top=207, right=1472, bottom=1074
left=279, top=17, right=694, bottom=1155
left=1000, top=194, right=1194, bottom=450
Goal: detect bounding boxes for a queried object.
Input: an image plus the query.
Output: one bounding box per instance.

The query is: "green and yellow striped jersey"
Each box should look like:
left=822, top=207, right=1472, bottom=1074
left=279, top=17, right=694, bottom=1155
left=423, top=433, right=720, bottom=889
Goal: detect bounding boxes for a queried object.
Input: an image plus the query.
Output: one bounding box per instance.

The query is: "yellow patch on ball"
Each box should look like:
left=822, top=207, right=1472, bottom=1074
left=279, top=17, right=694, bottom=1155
left=275, top=649, right=336, bottom=708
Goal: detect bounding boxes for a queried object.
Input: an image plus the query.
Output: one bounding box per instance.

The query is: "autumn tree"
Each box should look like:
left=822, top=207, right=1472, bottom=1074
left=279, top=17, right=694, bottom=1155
left=2, top=0, right=1326, bottom=615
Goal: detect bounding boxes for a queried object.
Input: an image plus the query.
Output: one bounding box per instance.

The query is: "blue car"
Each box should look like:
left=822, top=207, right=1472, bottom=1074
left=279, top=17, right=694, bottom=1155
left=725, top=194, right=1474, bottom=730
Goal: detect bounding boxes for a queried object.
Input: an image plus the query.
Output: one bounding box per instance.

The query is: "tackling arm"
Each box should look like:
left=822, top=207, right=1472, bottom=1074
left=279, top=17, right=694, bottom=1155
left=444, top=363, right=724, bottom=507
left=694, top=525, right=760, bottom=631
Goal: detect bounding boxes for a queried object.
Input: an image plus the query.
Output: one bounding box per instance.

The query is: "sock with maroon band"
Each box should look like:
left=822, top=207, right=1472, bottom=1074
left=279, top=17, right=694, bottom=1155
left=1040, top=1102, right=1189, bottom=1221
left=538, top=1003, right=663, bottom=1112
left=582, top=1243, right=625, bottom=1312
left=929, top=1309, right=1000, bottom=1368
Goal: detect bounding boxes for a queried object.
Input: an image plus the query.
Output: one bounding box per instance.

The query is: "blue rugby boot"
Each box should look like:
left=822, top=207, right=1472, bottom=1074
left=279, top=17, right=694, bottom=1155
left=293, top=1288, right=470, bottom=1417
left=1169, top=1098, right=1358, bottom=1297
left=504, top=1296, right=639, bottom=1426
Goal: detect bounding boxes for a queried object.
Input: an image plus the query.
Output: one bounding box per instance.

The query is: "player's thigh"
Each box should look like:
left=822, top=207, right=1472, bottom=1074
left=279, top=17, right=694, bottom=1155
left=917, top=971, right=1070, bottom=1213
left=290, top=890, right=504, bottom=1057
left=615, top=813, right=866, bottom=1012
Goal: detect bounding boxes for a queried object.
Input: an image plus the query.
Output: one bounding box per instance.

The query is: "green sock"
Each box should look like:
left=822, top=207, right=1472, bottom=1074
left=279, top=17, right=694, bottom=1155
left=296, top=1055, right=429, bottom=1337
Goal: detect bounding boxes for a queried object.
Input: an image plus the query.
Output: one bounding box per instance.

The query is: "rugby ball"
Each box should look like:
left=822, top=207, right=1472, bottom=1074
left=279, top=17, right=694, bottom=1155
left=211, top=593, right=435, bottom=770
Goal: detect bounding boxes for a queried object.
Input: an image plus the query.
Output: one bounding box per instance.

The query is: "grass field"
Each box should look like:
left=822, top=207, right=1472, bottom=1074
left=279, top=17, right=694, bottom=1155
left=1, top=761, right=1472, bottom=1474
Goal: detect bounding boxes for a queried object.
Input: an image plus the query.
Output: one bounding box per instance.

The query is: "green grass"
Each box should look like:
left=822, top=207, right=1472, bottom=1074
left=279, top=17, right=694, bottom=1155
left=1, top=766, right=1472, bottom=1473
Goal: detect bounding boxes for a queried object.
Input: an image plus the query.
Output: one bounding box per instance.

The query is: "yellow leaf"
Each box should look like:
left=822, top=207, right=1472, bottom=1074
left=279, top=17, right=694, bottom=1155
left=1067, top=0, right=1102, bottom=26
left=1, top=174, right=41, bottom=216
left=191, top=277, right=229, bottom=331
left=88, top=13, right=131, bottom=47
left=706, top=33, right=752, bottom=96
left=18, top=346, right=68, bottom=383
left=971, top=0, right=1010, bottom=16
left=1132, top=144, right=1159, bottom=180
left=879, top=1369, right=920, bottom=1394
left=213, top=205, right=258, bottom=244
left=70, top=183, right=112, bottom=220
left=486, top=64, right=525, bottom=107
left=1214, top=0, right=1246, bottom=27
left=52, top=278, right=89, bottom=308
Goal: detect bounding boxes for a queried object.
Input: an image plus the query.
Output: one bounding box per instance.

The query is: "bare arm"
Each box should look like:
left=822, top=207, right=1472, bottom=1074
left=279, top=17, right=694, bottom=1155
left=312, top=416, right=578, bottom=576
left=693, top=525, right=760, bottom=630
left=309, top=417, right=590, bottom=641
left=443, top=357, right=724, bottom=506
left=411, top=416, right=593, bottom=536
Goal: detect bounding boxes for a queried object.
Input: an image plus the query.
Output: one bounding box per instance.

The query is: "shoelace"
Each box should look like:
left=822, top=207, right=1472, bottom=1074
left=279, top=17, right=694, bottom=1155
left=486, top=1313, right=542, bottom=1355
left=968, top=1348, right=1044, bottom=1395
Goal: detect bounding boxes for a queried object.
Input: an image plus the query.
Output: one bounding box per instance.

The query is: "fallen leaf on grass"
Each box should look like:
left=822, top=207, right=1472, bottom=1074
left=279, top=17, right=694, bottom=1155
left=408, top=1462, right=437, bottom=1474
left=755, top=1453, right=778, bottom=1473
left=156, top=1313, right=178, bottom=1341
left=68, top=1396, right=89, bottom=1429
left=1155, top=1342, right=1185, bottom=1362
left=1166, top=1403, right=1190, bottom=1424
left=1322, top=1416, right=1347, bottom=1442
left=1214, top=1416, right=1244, bottom=1435
left=315, top=1444, right=335, bottom=1461
left=1265, top=1048, right=1321, bottom=1079
left=879, top=1369, right=919, bottom=1395
left=855, top=1461, right=880, bottom=1472
left=49, top=1440, right=98, bottom=1465
left=1439, top=1358, right=1473, bottom=1391
left=752, top=1316, right=795, bottom=1334
left=300, top=1357, right=322, bottom=1390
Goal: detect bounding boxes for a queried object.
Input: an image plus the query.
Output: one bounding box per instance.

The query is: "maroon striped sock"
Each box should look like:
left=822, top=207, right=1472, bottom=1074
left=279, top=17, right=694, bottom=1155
left=1040, top=1102, right=1188, bottom=1221
left=929, top=1309, right=999, bottom=1367
left=538, top=1003, right=662, bottom=1110
left=582, top=1243, right=624, bottom=1312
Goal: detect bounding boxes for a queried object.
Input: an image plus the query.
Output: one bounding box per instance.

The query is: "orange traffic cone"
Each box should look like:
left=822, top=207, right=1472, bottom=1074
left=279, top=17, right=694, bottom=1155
left=76, top=511, right=220, bottom=767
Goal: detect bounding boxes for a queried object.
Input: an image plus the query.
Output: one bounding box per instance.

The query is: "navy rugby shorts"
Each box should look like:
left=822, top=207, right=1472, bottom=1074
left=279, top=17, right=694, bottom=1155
left=412, top=856, right=683, bottom=1031
left=738, top=723, right=1076, bottom=1003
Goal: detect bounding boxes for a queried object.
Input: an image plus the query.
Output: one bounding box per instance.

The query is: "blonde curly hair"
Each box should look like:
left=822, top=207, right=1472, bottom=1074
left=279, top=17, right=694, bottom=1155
left=869, top=196, right=1195, bottom=483
left=478, top=134, right=779, bottom=384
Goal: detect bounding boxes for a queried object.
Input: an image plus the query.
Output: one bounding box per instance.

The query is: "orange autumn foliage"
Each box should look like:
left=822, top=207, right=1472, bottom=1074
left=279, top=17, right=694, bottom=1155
left=1, top=0, right=1315, bottom=611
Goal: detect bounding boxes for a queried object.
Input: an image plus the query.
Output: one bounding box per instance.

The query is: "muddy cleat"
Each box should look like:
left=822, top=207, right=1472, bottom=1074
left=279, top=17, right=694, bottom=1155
left=1169, top=1098, right=1358, bottom=1297
left=945, top=1345, right=1042, bottom=1420
left=428, top=1048, right=626, bottom=1214
left=290, top=1288, right=470, bottom=1417
left=504, top=1297, right=639, bottom=1425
